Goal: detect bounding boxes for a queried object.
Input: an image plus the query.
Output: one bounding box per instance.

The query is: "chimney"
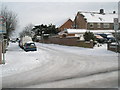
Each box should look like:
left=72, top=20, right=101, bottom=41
left=100, top=9, right=104, bottom=14
left=113, top=11, right=116, bottom=14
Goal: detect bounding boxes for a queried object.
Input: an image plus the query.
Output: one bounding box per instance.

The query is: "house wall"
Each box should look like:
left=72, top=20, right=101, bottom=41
left=74, top=12, right=87, bottom=29
left=59, top=19, right=73, bottom=31
left=87, top=23, right=114, bottom=30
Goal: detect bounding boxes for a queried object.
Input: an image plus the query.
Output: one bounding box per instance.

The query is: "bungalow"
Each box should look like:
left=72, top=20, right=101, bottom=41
left=58, top=29, right=115, bottom=37
left=74, top=9, right=119, bottom=30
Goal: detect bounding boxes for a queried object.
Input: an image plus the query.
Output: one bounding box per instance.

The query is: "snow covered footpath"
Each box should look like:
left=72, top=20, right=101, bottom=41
left=2, top=43, right=50, bottom=77
left=1, top=42, right=119, bottom=88
left=0, top=65, right=1, bottom=89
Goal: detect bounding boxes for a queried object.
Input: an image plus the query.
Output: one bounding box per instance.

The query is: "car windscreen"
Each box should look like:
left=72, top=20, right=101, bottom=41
left=26, top=43, right=35, bottom=46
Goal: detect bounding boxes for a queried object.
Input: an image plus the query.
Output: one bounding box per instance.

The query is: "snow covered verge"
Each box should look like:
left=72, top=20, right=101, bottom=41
left=1, top=42, right=119, bottom=88
left=0, top=66, right=1, bottom=89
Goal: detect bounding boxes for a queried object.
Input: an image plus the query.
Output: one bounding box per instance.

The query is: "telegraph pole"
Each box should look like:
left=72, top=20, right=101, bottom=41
left=0, top=16, right=6, bottom=64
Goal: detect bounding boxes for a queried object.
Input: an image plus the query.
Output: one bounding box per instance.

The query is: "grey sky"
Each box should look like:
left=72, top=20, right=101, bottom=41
left=0, top=2, right=118, bottom=36
left=0, top=0, right=120, bottom=2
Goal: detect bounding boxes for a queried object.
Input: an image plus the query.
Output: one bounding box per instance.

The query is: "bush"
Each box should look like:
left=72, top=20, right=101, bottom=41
left=83, top=31, right=96, bottom=41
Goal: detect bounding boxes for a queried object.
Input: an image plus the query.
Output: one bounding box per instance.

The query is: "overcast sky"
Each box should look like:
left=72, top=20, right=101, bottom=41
left=0, top=1, right=118, bottom=36
left=0, top=0, right=120, bottom=2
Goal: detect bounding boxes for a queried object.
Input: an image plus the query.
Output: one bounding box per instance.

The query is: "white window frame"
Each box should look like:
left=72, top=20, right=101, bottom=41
left=97, top=23, right=101, bottom=28
left=103, top=23, right=110, bottom=28
left=89, top=23, right=94, bottom=28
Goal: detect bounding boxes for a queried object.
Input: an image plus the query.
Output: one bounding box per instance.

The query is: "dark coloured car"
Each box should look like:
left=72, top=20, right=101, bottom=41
left=95, top=35, right=106, bottom=43
left=23, top=42, right=37, bottom=52
left=97, top=33, right=115, bottom=43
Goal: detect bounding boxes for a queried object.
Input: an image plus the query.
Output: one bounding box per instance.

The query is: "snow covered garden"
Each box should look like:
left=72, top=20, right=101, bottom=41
left=0, top=42, right=119, bottom=88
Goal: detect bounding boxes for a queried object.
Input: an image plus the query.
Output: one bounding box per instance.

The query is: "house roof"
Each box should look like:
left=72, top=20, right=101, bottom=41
left=55, top=16, right=75, bottom=27
left=79, top=11, right=118, bottom=23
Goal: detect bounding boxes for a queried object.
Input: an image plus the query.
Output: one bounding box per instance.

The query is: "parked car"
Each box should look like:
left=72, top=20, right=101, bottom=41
left=107, top=35, right=116, bottom=43
left=97, top=33, right=115, bottom=43
left=19, top=36, right=32, bottom=48
left=10, top=38, right=17, bottom=43
left=23, top=42, right=37, bottom=52
left=95, top=35, right=106, bottom=43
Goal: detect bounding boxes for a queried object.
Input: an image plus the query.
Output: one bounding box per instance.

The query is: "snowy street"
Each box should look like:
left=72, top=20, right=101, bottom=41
left=1, top=42, right=119, bottom=88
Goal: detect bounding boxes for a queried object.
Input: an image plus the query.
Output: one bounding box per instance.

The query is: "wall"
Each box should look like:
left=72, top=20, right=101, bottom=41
left=74, top=13, right=87, bottom=29
left=41, top=37, right=94, bottom=48
left=107, top=43, right=120, bottom=53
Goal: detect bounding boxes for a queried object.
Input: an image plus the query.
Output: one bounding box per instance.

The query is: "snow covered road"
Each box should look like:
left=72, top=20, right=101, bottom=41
left=1, top=42, right=119, bottom=88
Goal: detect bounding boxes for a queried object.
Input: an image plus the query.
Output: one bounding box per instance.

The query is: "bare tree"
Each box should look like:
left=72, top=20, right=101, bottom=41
left=0, top=5, right=18, bottom=39
left=19, top=23, right=34, bottom=38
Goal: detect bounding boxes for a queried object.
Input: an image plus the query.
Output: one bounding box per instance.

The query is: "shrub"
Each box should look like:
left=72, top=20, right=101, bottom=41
left=83, top=31, right=96, bottom=41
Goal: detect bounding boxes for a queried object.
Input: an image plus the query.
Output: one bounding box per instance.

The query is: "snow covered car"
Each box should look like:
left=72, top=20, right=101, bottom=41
left=23, top=42, right=37, bottom=52
left=10, top=38, right=17, bottom=43
left=107, top=35, right=116, bottom=43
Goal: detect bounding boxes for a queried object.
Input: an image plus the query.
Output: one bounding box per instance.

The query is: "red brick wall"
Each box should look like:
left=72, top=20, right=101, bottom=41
left=41, top=37, right=93, bottom=48
left=74, top=12, right=87, bottom=29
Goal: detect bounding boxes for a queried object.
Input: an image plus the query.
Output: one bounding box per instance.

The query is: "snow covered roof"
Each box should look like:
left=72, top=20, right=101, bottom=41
left=79, top=11, right=118, bottom=23
left=65, top=29, right=115, bottom=34
left=26, top=41, right=34, bottom=43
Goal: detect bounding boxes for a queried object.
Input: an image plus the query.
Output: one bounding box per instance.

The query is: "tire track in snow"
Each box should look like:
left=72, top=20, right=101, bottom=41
left=19, top=44, right=118, bottom=87
left=2, top=43, right=118, bottom=88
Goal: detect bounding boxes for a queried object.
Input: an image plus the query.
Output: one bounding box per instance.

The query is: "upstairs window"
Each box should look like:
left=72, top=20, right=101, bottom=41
left=104, top=23, right=110, bottom=28
left=97, top=23, right=101, bottom=28
left=89, top=23, right=94, bottom=28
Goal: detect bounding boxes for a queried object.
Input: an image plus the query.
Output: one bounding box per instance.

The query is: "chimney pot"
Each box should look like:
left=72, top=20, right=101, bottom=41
left=100, top=9, right=104, bottom=14
left=113, top=11, right=116, bottom=14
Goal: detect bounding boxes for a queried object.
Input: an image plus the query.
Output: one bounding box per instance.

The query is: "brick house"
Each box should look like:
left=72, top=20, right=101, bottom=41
left=57, top=18, right=74, bottom=31
left=74, top=9, right=119, bottom=30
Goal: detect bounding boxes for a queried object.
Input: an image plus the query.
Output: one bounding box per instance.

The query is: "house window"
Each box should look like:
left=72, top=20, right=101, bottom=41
left=73, top=24, right=78, bottom=28
left=71, top=25, right=74, bottom=28
left=97, top=23, right=101, bottom=28
left=89, top=23, right=94, bottom=28
left=103, top=23, right=110, bottom=28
